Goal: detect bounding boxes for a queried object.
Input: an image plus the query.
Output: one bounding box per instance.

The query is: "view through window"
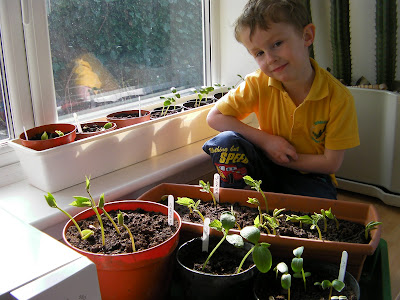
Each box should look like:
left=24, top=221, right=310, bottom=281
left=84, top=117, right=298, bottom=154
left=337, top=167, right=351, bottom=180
left=47, top=0, right=204, bottom=120
left=0, top=28, right=10, bottom=141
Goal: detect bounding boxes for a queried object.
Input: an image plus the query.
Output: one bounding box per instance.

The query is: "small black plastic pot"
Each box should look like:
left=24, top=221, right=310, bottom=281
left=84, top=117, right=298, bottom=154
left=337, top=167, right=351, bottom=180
left=176, top=237, right=257, bottom=300
left=182, top=98, right=216, bottom=110
left=253, top=261, right=360, bottom=300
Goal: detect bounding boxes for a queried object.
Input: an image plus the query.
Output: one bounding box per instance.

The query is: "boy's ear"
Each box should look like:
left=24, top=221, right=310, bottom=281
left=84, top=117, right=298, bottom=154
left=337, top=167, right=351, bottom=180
left=303, top=23, right=315, bottom=47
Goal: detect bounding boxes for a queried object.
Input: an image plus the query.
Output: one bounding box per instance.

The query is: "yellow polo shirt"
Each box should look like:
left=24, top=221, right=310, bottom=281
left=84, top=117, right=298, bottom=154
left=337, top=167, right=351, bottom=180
left=216, top=59, right=360, bottom=181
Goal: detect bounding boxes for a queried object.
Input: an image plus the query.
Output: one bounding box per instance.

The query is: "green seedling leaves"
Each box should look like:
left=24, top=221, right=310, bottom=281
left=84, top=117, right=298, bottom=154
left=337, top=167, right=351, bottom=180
left=226, top=234, right=244, bottom=247
left=275, top=262, right=289, bottom=277
left=293, top=245, right=304, bottom=258
left=291, top=257, right=303, bottom=273
left=176, top=197, right=195, bottom=206
left=240, top=225, right=260, bottom=244
left=45, top=193, right=57, bottom=208
left=55, top=130, right=64, bottom=136
left=281, top=273, right=292, bottom=290
left=252, top=243, right=272, bottom=273
left=81, top=229, right=94, bottom=240
left=41, top=131, right=48, bottom=140
left=199, top=180, right=217, bottom=206
left=103, top=122, right=113, bottom=129
left=365, top=221, right=382, bottom=240
left=70, top=196, right=91, bottom=207
left=220, top=211, right=236, bottom=232
left=315, top=279, right=345, bottom=299
left=209, top=219, right=222, bottom=231
left=117, top=211, right=136, bottom=252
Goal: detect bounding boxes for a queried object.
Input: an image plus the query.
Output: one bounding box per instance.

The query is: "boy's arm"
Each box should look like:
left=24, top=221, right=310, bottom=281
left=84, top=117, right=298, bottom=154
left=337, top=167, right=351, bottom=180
left=278, top=148, right=345, bottom=175
left=207, top=105, right=298, bottom=164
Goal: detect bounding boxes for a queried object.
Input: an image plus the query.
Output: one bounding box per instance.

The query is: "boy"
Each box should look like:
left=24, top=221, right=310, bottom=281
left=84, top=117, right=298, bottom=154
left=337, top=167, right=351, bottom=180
left=203, top=0, right=359, bottom=199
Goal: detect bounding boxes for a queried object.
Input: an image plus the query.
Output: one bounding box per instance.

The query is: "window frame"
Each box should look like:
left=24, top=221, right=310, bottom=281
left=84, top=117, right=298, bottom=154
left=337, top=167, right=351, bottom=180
left=0, top=0, right=215, bottom=171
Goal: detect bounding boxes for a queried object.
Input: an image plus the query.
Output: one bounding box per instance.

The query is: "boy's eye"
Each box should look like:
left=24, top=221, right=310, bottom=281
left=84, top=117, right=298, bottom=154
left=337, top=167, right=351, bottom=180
left=273, top=41, right=283, bottom=48
left=255, top=51, right=264, bottom=57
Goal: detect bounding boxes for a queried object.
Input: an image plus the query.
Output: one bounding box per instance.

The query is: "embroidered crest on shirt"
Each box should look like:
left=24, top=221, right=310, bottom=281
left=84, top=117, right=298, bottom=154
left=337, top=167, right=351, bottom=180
left=310, top=120, right=327, bottom=143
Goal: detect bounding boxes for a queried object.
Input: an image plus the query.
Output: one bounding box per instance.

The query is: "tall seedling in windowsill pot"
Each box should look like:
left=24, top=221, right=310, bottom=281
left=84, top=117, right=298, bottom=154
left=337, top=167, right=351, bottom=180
left=46, top=176, right=182, bottom=300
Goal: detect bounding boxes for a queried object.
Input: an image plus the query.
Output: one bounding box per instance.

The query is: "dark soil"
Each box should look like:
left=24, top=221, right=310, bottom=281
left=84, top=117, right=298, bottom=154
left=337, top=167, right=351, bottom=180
left=30, top=131, right=71, bottom=140
left=65, top=208, right=179, bottom=254
left=182, top=98, right=216, bottom=110
left=150, top=106, right=184, bottom=119
left=80, top=123, right=107, bottom=133
left=177, top=237, right=254, bottom=275
left=166, top=200, right=369, bottom=244
left=254, top=258, right=358, bottom=300
left=109, top=112, right=144, bottom=119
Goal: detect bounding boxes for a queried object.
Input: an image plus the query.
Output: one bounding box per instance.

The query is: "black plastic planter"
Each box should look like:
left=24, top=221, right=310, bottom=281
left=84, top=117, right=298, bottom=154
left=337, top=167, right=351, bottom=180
left=176, top=237, right=257, bottom=300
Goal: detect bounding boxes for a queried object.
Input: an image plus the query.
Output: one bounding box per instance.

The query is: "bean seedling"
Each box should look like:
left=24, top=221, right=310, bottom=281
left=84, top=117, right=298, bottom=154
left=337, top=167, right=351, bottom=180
left=199, top=179, right=217, bottom=206
left=175, top=197, right=205, bottom=222
left=314, top=279, right=345, bottom=300
left=365, top=221, right=382, bottom=240
left=287, top=213, right=324, bottom=240
left=160, top=87, right=180, bottom=116
left=98, top=193, right=120, bottom=234
left=243, top=175, right=269, bottom=214
left=44, top=192, right=93, bottom=240
left=321, top=207, right=339, bottom=231
left=117, top=211, right=136, bottom=252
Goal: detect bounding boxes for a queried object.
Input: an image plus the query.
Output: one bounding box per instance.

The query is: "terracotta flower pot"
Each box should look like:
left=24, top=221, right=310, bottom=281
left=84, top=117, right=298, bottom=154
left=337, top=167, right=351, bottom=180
left=63, top=200, right=182, bottom=300
left=75, top=121, right=117, bottom=140
left=137, top=183, right=381, bottom=281
left=176, top=237, right=257, bottom=300
left=106, top=109, right=150, bottom=128
left=19, top=123, right=76, bottom=151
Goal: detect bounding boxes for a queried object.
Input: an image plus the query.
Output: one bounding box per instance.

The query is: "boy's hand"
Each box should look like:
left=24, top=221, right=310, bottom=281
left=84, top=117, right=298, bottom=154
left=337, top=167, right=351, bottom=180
left=262, top=135, right=298, bottom=164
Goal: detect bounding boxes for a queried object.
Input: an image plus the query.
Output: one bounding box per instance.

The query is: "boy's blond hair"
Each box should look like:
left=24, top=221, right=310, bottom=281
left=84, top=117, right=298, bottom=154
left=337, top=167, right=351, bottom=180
left=234, top=0, right=311, bottom=43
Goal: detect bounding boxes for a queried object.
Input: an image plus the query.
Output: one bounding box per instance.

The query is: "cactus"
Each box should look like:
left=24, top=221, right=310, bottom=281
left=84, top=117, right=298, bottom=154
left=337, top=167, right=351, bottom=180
left=330, top=0, right=352, bottom=85
left=376, top=0, right=397, bottom=90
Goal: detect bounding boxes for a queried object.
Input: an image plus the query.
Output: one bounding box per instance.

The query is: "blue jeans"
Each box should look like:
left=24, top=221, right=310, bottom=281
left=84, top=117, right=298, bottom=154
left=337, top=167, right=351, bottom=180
left=202, top=131, right=337, bottom=199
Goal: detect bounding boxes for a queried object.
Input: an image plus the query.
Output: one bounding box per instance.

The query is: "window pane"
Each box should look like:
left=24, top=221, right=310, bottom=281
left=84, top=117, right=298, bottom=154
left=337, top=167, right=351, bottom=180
left=47, top=0, right=204, bottom=120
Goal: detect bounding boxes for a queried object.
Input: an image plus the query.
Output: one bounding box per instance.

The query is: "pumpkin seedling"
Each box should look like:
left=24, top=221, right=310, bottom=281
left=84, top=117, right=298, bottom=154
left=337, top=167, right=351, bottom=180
left=314, top=279, right=345, bottom=300
left=289, top=213, right=324, bottom=240
left=274, top=262, right=292, bottom=300
left=202, top=211, right=242, bottom=271
left=199, top=179, right=217, bottom=206
left=44, top=192, right=93, bottom=240
left=237, top=225, right=272, bottom=274
left=160, top=87, right=180, bottom=116
left=365, top=221, right=382, bottom=240
left=243, top=175, right=269, bottom=214
left=70, top=176, right=106, bottom=246
left=117, top=211, right=136, bottom=252
left=291, top=246, right=311, bottom=291
left=175, top=197, right=205, bottom=222
left=321, top=207, right=339, bottom=231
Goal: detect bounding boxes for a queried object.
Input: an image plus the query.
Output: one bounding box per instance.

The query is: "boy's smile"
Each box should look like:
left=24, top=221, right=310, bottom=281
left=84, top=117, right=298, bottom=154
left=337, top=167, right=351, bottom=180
left=240, top=22, right=315, bottom=94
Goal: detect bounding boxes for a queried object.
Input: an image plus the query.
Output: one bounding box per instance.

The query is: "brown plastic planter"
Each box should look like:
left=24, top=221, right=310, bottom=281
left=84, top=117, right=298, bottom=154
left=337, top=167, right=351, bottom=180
left=106, top=109, right=150, bottom=128
left=75, top=121, right=117, bottom=140
left=19, top=123, right=76, bottom=151
left=138, top=183, right=382, bottom=281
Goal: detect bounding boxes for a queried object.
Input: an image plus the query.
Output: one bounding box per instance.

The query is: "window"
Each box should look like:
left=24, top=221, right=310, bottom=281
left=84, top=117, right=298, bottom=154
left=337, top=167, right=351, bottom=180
left=47, top=0, right=205, bottom=122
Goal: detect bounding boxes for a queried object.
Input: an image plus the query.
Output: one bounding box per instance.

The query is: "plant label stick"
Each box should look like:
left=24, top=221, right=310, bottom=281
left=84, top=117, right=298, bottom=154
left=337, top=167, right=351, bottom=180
left=213, top=173, right=220, bottom=203
left=202, top=217, right=210, bottom=252
left=138, top=96, right=142, bottom=117
left=168, top=195, right=174, bottom=226
left=73, top=113, right=83, bottom=133
left=338, top=250, right=348, bottom=282
left=23, top=126, right=29, bottom=140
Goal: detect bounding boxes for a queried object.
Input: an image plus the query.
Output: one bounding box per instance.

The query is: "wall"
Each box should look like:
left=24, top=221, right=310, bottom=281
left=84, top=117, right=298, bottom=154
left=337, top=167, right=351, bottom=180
left=216, top=0, right=400, bottom=88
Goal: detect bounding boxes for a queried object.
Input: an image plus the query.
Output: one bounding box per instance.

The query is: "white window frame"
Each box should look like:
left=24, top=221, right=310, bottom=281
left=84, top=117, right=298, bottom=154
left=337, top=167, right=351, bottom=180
left=0, top=0, right=215, bottom=173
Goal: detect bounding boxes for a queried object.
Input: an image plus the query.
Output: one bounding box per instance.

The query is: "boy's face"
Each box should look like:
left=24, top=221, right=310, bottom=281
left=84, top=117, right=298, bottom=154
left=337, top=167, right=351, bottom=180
left=240, top=22, right=314, bottom=85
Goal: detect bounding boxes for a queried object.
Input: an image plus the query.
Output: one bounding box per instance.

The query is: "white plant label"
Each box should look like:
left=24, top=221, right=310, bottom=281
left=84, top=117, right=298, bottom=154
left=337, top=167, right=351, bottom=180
left=73, top=113, right=83, bottom=133
left=138, top=96, right=142, bottom=117
left=202, top=217, right=210, bottom=252
left=168, top=195, right=174, bottom=226
left=213, top=173, right=220, bottom=203
left=338, top=250, right=348, bottom=282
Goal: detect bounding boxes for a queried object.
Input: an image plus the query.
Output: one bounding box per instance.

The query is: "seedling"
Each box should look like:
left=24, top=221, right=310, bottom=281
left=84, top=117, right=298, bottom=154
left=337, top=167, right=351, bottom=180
left=321, top=207, right=339, bottom=231
left=247, top=197, right=263, bottom=224
left=286, top=214, right=304, bottom=228
left=288, top=213, right=324, bottom=240
left=103, top=122, right=113, bottom=129
left=314, top=279, right=345, bottom=300
left=254, top=208, right=285, bottom=235
left=202, top=211, right=242, bottom=271
left=44, top=192, right=93, bottom=240
left=70, top=176, right=106, bottom=246
left=98, top=193, right=120, bottom=234
left=365, top=221, right=382, bottom=240
left=237, top=226, right=272, bottom=274
left=199, top=179, right=217, bottom=206
left=175, top=197, right=205, bottom=222
left=274, top=262, right=292, bottom=300
left=291, top=246, right=311, bottom=291
left=160, top=87, right=180, bottom=116
left=117, top=211, right=136, bottom=252
left=243, top=175, right=269, bottom=214
left=192, top=86, right=214, bottom=107
left=41, top=131, right=48, bottom=140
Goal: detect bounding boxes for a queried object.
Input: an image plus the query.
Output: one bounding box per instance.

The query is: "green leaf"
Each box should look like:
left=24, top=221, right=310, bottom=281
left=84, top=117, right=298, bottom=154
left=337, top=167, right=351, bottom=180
left=176, top=197, right=194, bottom=206
left=209, top=219, right=222, bottom=231
left=98, top=193, right=105, bottom=208
left=276, top=262, right=289, bottom=274
left=332, top=279, right=345, bottom=292
left=240, top=226, right=260, bottom=244
left=321, top=280, right=332, bottom=290
left=253, top=243, right=272, bottom=273
left=226, top=234, right=244, bottom=248
left=45, top=193, right=57, bottom=208
left=41, top=131, right=48, bottom=140
left=103, top=122, right=113, bottom=129
left=291, top=257, right=303, bottom=273
left=281, top=273, right=291, bottom=290
left=220, top=211, right=236, bottom=231
left=70, top=196, right=91, bottom=207
left=81, top=229, right=94, bottom=240
left=293, top=246, right=304, bottom=258
left=247, top=197, right=260, bottom=205
left=55, top=130, right=64, bottom=136
left=117, top=211, right=124, bottom=225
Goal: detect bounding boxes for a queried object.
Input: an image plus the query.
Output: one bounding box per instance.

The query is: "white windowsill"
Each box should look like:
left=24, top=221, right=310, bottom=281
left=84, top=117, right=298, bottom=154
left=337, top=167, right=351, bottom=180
left=0, top=138, right=214, bottom=240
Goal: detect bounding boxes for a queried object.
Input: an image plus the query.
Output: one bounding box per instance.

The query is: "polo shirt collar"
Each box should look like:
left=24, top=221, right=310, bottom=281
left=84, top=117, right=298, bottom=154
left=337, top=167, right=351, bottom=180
left=267, top=58, right=329, bottom=101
